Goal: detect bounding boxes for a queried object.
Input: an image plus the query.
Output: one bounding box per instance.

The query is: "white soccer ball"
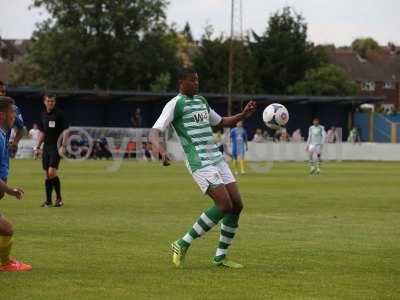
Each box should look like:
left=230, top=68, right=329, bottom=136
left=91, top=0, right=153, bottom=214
left=263, top=103, right=289, bottom=129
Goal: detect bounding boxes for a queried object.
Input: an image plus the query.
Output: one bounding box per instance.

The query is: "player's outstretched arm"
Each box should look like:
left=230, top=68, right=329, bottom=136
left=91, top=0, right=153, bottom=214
left=149, top=128, right=172, bottom=166
left=217, top=101, right=257, bottom=128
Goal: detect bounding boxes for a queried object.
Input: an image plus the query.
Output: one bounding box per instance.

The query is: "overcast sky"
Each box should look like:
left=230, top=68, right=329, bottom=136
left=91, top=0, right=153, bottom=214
left=0, top=0, right=399, bottom=46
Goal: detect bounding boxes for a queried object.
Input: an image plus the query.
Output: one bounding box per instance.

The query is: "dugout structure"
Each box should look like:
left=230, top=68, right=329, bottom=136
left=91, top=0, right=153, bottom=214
left=7, top=88, right=383, bottom=140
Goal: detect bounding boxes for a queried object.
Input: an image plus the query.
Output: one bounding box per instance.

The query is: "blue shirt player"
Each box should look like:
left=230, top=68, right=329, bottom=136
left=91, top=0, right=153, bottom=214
left=230, top=121, right=248, bottom=175
left=0, top=96, right=31, bottom=272
left=7, top=106, right=24, bottom=158
left=0, top=81, right=25, bottom=157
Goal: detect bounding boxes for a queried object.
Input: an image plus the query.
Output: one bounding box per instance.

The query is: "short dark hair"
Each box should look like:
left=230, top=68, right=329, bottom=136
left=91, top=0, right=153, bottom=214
left=177, top=67, right=197, bottom=80
left=0, top=81, right=4, bottom=86
left=0, top=96, right=15, bottom=112
left=44, top=93, right=57, bottom=99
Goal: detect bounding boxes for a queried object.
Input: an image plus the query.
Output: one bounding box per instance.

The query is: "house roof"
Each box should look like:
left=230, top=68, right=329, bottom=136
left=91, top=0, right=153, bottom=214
left=327, top=48, right=400, bottom=82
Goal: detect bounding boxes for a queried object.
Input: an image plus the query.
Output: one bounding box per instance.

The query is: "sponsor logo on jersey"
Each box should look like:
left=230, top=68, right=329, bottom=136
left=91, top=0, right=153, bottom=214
left=193, top=111, right=208, bottom=123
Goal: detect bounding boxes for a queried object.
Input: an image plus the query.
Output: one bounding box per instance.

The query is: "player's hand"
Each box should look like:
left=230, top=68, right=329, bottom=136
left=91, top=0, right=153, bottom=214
left=33, top=148, right=41, bottom=159
left=160, top=151, right=172, bottom=166
left=7, top=187, right=24, bottom=200
left=242, top=101, right=257, bottom=119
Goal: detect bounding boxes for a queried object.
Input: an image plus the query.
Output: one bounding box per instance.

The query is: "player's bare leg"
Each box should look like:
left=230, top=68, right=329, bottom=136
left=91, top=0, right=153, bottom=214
left=225, top=182, right=244, bottom=214
left=207, top=184, right=234, bottom=214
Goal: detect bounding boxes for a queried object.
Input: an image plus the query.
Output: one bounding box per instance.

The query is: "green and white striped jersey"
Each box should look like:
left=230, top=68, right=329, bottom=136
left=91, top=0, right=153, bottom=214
left=153, top=93, right=223, bottom=172
left=307, top=125, right=326, bottom=145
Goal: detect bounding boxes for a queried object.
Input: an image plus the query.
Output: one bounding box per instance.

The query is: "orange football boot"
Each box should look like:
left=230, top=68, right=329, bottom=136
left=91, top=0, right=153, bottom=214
left=0, top=260, right=32, bottom=272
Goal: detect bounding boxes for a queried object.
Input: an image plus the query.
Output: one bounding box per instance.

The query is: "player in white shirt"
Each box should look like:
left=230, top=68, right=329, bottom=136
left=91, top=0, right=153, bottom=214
left=28, top=123, right=40, bottom=141
left=306, top=118, right=326, bottom=175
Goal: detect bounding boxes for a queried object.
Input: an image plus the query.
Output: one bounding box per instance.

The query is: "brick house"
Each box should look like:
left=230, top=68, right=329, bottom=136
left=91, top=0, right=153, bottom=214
left=327, top=47, right=400, bottom=109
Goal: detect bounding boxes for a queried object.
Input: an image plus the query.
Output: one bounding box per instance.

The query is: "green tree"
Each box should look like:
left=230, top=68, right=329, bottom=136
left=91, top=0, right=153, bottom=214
left=9, top=55, right=45, bottom=87
left=192, top=26, right=260, bottom=93
left=251, top=6, right=326, bottom=94
left=351, top=38, right=379, bottom=58
left=150, top=72, right=171, bottom=92
left=182, top=22, right=194, bottom=43
left=12, top=0, right=178, bottom=90
left=288, top=64, right=358, bottom=96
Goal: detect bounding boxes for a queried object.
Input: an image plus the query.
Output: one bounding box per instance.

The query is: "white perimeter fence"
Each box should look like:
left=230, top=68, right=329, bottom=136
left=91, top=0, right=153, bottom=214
left=14, top=127, right=400, bottom=161
left=167, top=141, right=400, bottom=161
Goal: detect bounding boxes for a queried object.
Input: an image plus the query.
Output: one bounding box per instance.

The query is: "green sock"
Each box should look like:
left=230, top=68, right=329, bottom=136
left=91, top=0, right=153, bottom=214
left=178, top=206, right=224, bottom=248
left=214, top=213, right=240, bottom=262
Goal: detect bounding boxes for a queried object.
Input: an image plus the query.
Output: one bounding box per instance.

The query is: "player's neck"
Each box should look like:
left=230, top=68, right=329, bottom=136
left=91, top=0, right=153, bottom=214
left=180, top=91, right=195, bottom=98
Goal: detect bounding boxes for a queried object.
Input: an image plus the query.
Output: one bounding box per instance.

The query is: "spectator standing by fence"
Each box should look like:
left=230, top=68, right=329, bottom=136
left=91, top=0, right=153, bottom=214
left=29, top=123, right=40, bottom=141
left=252, top=128, right=265, bottom=143
left=131, top=108, right=142, bottom=128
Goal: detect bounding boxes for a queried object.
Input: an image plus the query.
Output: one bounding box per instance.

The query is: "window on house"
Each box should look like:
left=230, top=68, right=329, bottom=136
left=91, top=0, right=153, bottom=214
left=361, top=81, right=375, bottom=91
left=1, top=48, right=7, bottom=59
left=383, top=81, right=395, bottom=89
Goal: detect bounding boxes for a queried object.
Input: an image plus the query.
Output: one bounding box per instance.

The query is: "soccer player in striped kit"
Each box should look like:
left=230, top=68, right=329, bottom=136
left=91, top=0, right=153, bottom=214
left=306, top=117, right=326, bottom=175
left=150, top=68, right=256, bottom=268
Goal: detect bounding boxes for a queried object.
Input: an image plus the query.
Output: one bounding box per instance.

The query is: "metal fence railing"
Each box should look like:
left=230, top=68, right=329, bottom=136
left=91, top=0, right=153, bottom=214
left=354, top=112, right=400, bottom=143
left=374, top=114, right=399, bottom=143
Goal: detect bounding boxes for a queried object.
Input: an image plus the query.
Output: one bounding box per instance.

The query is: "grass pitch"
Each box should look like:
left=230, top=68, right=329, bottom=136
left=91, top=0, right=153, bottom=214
left=0, top=160, right=399, bottom=300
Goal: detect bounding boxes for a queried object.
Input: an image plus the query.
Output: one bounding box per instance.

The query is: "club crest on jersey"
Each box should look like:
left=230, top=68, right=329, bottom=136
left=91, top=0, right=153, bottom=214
left=193, top=111, right=208, bottom=123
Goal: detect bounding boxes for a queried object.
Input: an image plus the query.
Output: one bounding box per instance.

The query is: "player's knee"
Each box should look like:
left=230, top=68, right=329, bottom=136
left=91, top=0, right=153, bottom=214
left=0, top=223, right=13, bottom=236
left=2, top=228, right=13, bottom=236
left=48, top=169, right=57, bottom=179
left=233, top=201, right=243, bottom=214
left=218, top=201, right=234, bottom=214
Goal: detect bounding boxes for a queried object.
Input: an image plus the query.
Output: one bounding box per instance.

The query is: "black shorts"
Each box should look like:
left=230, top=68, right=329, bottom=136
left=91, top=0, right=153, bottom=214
left=42, top=145, right=61, bottom=170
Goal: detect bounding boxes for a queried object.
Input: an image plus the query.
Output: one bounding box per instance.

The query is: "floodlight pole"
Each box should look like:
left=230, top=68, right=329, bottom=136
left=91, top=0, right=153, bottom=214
left=228, top=0, right=234, bottom=116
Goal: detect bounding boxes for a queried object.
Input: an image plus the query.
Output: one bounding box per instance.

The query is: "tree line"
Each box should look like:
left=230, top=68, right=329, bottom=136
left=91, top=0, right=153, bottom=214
left=11, top=1, right=365, bottom=96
